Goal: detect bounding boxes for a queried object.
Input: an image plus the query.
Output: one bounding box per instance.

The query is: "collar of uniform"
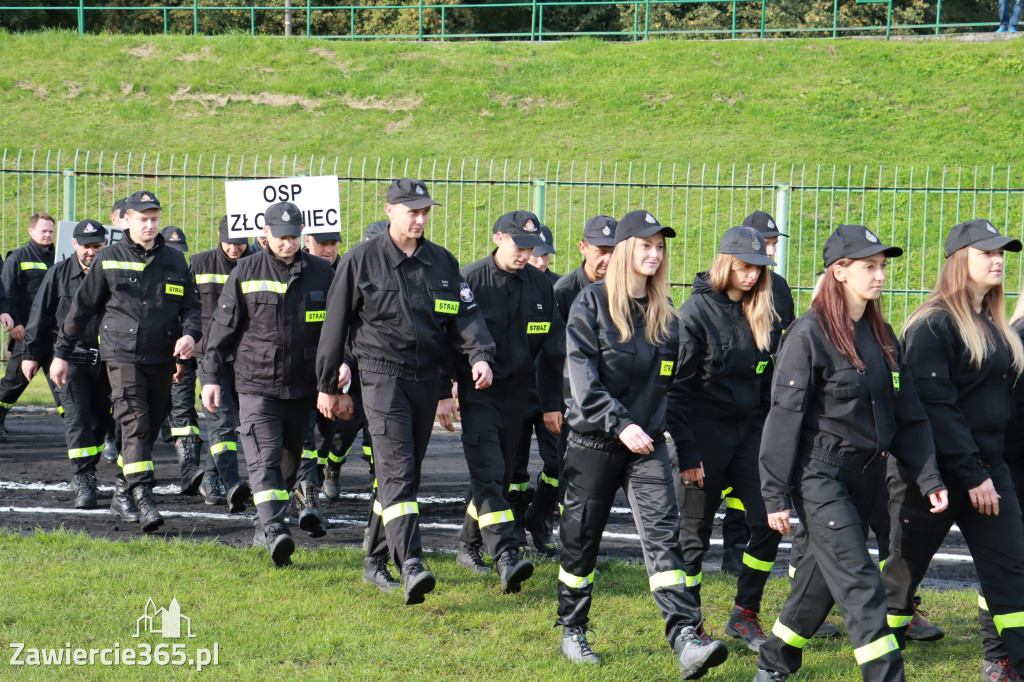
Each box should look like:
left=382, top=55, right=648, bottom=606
left=28, top=240, right=55, bottom=257
left=265, top=248, right=306, bottom=273
left=123, top=230, right=164, bottom=257
left=381, top=232, right=432, bottom=268
left=217, top=245, right=251, bottom=266
left=488, top=250, right=521, bottom=281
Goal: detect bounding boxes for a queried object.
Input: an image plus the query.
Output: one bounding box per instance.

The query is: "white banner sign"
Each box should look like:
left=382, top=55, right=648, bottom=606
left=54, top=221, right=124, bottom=263
left=223, top=175, right=341, bottom=238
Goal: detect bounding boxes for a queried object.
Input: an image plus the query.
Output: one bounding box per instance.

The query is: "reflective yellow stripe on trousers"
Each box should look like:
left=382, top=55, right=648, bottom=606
left=994, top=612, right=1024, bottom=634
left=539, top=472, right=558, bottom=488
left=210, top=441, right=237, bottom=455
left=886, top=614, right=912, bottom=628
left=649, top=570, right=685, bottom=591
left=853, top=635, right=899, bottom=665
left=742, top=553, right=774, bottom=572
left=122, top=461, right=154, bottom=475
left=170, top=426, right=200, bottom=437
left=772, top=620, right=810, bottom=649
left=467, top=501, right=514, bottom=528
left=382, top=501, right=419, bottom=525
left=254, top=489, right=290, bottom=505
left=558, top=567, right=595, bottom=589
left=68, top=445, right=102, bottom=459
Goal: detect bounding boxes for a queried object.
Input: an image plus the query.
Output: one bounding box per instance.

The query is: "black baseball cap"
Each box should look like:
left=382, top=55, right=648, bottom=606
left=614, top=210, right=676, bottom=245
left=307, top=231, right=341, bottom=244
left=218, top=216, right=249, bottom=245
left=582, top=215, right=617, bottom=247
left=823, top=225, right=903, bottom=269
left=533, top=224, right=556, bottom=256
left=364, top=220, right=389, bottom=240
left=944, top=219, right=1022, bottom=258
left=742, top=210, right=787, bottom=238
left=111, top=197, right=127, bottom=218
left=385, top=178, right=440, bottom=209
left=263, top=201, right=303, bottom=238
left=720, top=226, right=776, bottom=266
left=125, top=190, right=161, bottom=212
left=493, top=210, right=545, bottom=249
left=72, top=219, right=107, bottom=243
left=161, top=226, right=188, bottom=252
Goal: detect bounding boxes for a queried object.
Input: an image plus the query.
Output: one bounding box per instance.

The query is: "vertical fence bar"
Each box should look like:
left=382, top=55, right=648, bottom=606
left=774, top=183, right=790, bottom=280
left=63, top=170, right=77, bottom=222
left=78, top=0, right=85, bottom=34
left=533, top=178, right=546, bottom=221
left=194, top=0, right=199, bottom=34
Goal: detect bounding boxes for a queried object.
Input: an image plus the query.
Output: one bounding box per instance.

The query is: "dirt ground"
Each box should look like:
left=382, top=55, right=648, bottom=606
left=0, top=410, right=977, bottom=589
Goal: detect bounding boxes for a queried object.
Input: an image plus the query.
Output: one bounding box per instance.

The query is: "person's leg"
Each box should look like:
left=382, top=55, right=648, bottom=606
left=730, top=426, right=780, bottom=615
left=61, top=361, right=102, bottom=508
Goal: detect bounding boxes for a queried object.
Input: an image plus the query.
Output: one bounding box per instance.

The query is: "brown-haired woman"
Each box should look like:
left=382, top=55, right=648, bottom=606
left=755, top=225, right=947, bottom=682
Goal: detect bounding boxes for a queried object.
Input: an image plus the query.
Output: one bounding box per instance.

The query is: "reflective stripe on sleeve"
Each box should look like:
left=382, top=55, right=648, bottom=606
left=209, top=441, right=237, bottom=455
left=539, top=472, right=558, bottom=488
left=649, top=569, right=685, bottom=591
left=68, top=445, right=102, bottom=459
left=122, top=461, right=155, bottom=475
left=558, top=567, right=595, bottom=589
left=772, top=620, right=809, bottom=649
left=254, top=489, right=290, bottom=505
left=853, top=635, right=899, bottom=665
left=196, top=273, right=229, bottom=284
left=994, top=612, right=1024, bottom=634
left=241, top=280, right=287, bottom=294
left=20, top=261, right=48, bottom=271
left=742, top=553, right=774, bottom=573
left=102, top=261, right=145, bottom=271
left=887, top=614, right=912, bottom=628
left=381, top=501, right=419, bottom=525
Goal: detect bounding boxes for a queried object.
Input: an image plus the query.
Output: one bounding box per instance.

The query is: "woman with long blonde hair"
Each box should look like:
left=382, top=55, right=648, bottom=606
left=669, top=226, right=781, bottom=652
left=882, top=219, right=1024, bottom=679
left=556, top=210, right=728, bottom=679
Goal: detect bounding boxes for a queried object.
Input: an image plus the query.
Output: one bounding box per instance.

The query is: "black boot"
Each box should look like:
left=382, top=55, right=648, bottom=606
left=0, top=405, right=9, bottom=441
left=293, top=481, right=326, bottom=538
left=199, top=472, right=226, bottom=506
left=110, top=474, right=140, bottom=522
left=223, top=478, right=250, bottom=514
left=130, top=484, right=164, bottom=533
left=322, top=459, right=343, bottom=500
left=495, top=547, right=534, bottom=594
left=71, top=472, right=98, bottom=509
left=506, top=487, right=533, bottom=550
left=363, top=554, right=400, bottom=592
left=174, top=436, right=204, bottom=495
left=524, top=476, right=558, bottom=557
left=401, top=560, right=436, bottom=605
left=262, top=525, right=295, bottom=568
left=101, top=436, right=119, bottom=465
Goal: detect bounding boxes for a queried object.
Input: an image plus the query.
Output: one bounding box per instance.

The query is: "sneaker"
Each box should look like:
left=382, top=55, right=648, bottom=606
left=813, top=618, right=842, bottom=639
left=721, top=544, right=743, bottom=576
left=495, top=548, right=534, bottom=594
left=323, top=461, right=342, bottom=500
left=725, top=605, right=768, bottom=652
left=982, top=657, right=1022, bottom=681
left=906, top=599, right=945, bottom=641
left=674, top=625, right=728, bottom=679
left=72, top=472, right=98, bottom=509
left=559, top=625, right=600, bottom=664
left=293, top=481, right=326, bottom=538
left=130, top=484, right=164, bottom=533
left=363, top=554, right=400, bottom=593
left=456, top=542, right=492, bottom=575
left=401, top=561, right=436, bottom=605
left=755, top=670, right=789, bottom=682
left=264, top=526, right=295, bottom=568
left=200, top=473, right=227, bottom=506
left=110, top=474, right=140, bottom=523
left=997, top=26, right=1008, bottom=32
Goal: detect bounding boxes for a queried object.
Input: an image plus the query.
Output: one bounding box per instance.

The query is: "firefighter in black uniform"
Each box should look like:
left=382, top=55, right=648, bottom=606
left=158, top=225, right=206, bottom=497
left=882, top=220, right=1024, bottom=679
left=445, top=210, right=563, bottom=593
left=21, top=219, right=138, bottom=520
left=557, top=210, right=727, bottom=677
left=316, top=178, right=495, bottom=606
left=672, top=226, right=781, bottom=653
left=51, top=191, right=202, bottom=534
left=191, top=216, right=252, bottom=511
left=0, top=212, right=57, bottom=440
left=201, top=202, right=337, bottom=567
left=755, top=225, right=948, bottom=682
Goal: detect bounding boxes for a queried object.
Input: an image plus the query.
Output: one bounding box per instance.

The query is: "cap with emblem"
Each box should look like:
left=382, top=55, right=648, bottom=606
left=73, top=219, right=108, bottom=244
left=719, top=226, right=776, bottom=266
left=364, top=219, right=389, bottom=241
left=823, top=225, right=903, bottom=269
left=582, top=215, right=617, bottom=247
left=385, top=178, right=441, bottom=210
left=742, top=210, right=787, bottom=238
left=160, top=226, right=188, bottom=253
left=125, top=190, right=161, bottom=213
left=218, top=215, right=249, bottom=245
left=308, top=231, right=341, bottom=244
left=943, top=219, right=1022, bottom=258
left=532, top=224, right=556, bottom=256
left=263, top=201, right=303, bottom=238
left=614, top=210, right=676, bottom=245
left=493, top=210, right=545, bottom=249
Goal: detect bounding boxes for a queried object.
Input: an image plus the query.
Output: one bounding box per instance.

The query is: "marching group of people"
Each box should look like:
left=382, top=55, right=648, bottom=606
left=3, top=178, right=1024, bottom=681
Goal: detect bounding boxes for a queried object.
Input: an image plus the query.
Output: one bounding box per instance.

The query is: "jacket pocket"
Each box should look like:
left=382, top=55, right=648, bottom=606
left=358, top=280, right=402, bottom=321
left=772, top=368, right=810, bottom=411
left=912, top=363, right=956, bottom=402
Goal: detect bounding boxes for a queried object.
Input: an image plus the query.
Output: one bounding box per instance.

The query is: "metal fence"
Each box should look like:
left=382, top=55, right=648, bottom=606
left=0, top=0, right=1001, bottom=41
left=3, top=149, right=1024, bottom=340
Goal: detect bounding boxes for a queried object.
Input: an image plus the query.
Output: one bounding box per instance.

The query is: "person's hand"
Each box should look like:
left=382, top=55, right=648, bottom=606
left=471, top=361, right=492, bottom=390
left=681, top=463, right=705, bottom=487
left=768, top=510, right=792, bottom=535
left=437, top=398, right=459, bottom=432
left=173, top=334, right=196, bottom=360
left=317, top=392, right=341, bottom=420
left=201, top=383, right=221, bottom=413
left=542, top=411, right=563, bottom=435
left=336, top=394, right=355, bottom=421
left=969, top=479, right=1000, bottom=516
left=337, top=363, right=352, bottom=390
left=928, top=489, right=949, bottom=514
left=49, top=357, right=69, bottom=389
left=21, top=360, right=39, bottom=382
left=10, top=325, right=25, bottom=342
left=172, top=362, right=187, bottom=383
left=0, top=314, right=12, bottom=332
left=619, top=424, right=654, bottom=454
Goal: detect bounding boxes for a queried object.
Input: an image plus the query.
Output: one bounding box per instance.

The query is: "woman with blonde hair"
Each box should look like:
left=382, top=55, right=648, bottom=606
left=882, top=219, right=1024, bottom=679
left=671, top=226, right=782, bottom=652
left=556, top=210, right=728, bottom=679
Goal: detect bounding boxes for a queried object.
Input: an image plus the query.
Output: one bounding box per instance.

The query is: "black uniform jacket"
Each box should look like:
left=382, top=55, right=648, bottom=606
left=563, top=281, right=693, bottom=454
left=190, top=245, right=253, bottom=357
left=904, top=310, right=1017, bottom=491
left=544, top=268, right=560, bottom=287
left=770, top=270, right=796, bottom=350
left=316, top=233, right=495, bottom=392
left=553, top=264, right=595, bottom=323
left=0, top=257, right=8, bottom=317
left=24, top=256, right=99, bottom=362
left=760, top=310, right=944, bottom=514
left=203, top=249, right=333, bottom=400
left=669, top=272, right=773, bottom=469
left=55, top=233, right=201, bottom=365
left=2, top=239, right=55, bottom=329
left=447, top=255, right=564, bottom=412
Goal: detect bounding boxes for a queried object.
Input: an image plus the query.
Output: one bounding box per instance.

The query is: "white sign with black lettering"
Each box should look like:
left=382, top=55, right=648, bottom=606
left=54, top=221, right=124, bottom=263
left=223, top=176, right=341, bottom=238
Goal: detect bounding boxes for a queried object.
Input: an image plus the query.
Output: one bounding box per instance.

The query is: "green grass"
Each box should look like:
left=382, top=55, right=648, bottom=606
left=0, top=31, right=1022, bottom=167
left=0, top=529, right=986, bottom=680
left=0, top=370, right=58, bottom=408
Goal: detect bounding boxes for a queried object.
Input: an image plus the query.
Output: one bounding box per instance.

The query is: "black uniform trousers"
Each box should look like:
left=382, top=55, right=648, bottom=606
left=197, top=366, right=241, bottom=482
left=299, top=412, right=325, bottom=486
left=0, top=341, right=58, bottom=408
left=679, top=416, right=779, bottom=612
left=758, top=457, right=903, bottom=681
left=360, top=371, right=436, bottom=568
left=979, top=457, right=1024, bottom=664
left=512, top=397, right=560, bottom=494
left=457, top=379, right=526, bottom=557
left=237, top=394, right=311, bottom=533
left=883, top=460, right=1024, bottom=675
left=558, top=436, right=702, bottom=647
left=107, top=362, right=174, bottom=490
left=167, top=363, right=199, bottom=440
left=60, top=358, right=113, bottom=475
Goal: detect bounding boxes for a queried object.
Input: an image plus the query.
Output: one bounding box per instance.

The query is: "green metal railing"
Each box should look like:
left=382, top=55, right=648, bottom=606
left=3, top=150, right=1024, bottom=341
left=0, top=0, right=1001, bottom=41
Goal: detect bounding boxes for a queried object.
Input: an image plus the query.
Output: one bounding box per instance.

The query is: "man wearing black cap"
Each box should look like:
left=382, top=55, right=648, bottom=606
left=21, top=219, right=138, bottom=518
left=191, top=217, right=253, bottom=511
left=444, top=210, right=564, bottom=593
left=316, top=178, right=495, bottom=604
left=0, top=211, right=57, bottom=441
left=202, top=201, right=337, bottom=567
left=304, top=231, right=341, bottom=269
left=51, top=190, right=202, bottom=533
left=552, top=215, right=616, bottom=323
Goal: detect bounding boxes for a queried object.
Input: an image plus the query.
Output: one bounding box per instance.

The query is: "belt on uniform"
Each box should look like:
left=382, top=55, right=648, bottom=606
left=807, top=445, right=882, bottom=473
left=566, top=429, right=667, bottom=452
left=360, top=358, right=434, bottom=382
left=68, top=348, right=101, bottom=366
